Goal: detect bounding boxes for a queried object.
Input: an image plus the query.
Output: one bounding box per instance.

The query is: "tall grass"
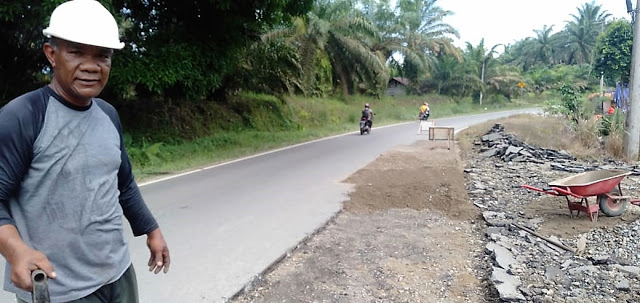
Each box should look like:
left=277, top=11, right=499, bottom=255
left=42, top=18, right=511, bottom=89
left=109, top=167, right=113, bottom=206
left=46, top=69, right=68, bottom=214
left=457, top=112, right=628, bottom=162
left=605, top=130, right=625, bottom=159
left=602, top=110, right=627, bottom=159
left=573, top=117, right=602, bottom=160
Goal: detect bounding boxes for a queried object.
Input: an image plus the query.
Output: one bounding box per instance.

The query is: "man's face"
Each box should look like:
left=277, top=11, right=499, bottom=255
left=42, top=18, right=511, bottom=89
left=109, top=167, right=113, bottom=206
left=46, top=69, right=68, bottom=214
left=44, top=39, right=113, bottom=106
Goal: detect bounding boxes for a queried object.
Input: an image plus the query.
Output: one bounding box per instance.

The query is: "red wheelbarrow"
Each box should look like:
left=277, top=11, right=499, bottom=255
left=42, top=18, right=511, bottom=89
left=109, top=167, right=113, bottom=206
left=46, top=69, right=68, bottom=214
left=522, top=169, right=640, bottom=222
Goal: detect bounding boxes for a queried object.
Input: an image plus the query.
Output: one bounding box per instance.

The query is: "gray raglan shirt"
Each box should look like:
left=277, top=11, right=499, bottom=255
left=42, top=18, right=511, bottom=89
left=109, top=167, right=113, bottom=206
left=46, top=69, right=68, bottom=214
left=0, top=86, right=158, bottom=302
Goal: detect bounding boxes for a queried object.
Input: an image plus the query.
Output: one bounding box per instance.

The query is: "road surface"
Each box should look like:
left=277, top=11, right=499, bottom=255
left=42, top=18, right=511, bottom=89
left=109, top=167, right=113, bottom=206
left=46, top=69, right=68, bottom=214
left=0, top=109, right=538, bottom=302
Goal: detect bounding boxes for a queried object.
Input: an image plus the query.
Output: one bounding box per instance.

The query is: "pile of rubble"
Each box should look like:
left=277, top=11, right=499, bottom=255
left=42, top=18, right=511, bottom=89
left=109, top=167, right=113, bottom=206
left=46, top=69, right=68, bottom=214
left=477, top=123, right=640, bottom=175
left=466, top=124, right=640, bottom=302
left=478, top=124, right=575, bottom=164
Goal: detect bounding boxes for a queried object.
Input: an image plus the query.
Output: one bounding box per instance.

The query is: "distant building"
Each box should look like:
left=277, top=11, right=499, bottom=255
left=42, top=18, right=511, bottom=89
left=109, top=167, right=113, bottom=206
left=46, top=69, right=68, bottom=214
left=386, top=77, right=409, bottom=96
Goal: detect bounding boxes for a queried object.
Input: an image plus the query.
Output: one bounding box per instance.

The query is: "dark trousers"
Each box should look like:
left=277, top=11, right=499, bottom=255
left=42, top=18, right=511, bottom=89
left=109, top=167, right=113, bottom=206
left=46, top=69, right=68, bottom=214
left=18, top=264, right=138, bottom=303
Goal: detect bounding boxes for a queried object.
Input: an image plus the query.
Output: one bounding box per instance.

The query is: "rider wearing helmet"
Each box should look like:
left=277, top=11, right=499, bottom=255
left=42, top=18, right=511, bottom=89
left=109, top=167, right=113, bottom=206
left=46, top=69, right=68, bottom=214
left=419, top=102, right=430, bottom=120
left=361, top=103, right=374, bottom=129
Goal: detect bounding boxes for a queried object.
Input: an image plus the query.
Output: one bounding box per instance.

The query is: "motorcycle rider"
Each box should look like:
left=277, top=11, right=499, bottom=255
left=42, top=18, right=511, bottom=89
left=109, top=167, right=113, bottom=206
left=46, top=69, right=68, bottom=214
left=361, top=103, right=374, bottom=129
left=419, top=102, right=430, bottom=120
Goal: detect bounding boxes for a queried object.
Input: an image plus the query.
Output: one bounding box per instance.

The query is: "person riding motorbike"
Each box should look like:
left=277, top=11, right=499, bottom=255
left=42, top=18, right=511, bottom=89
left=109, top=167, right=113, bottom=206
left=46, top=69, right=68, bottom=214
left=361, top=103, right=374, bottom=129
left=419, top=102, right=430, bottom=120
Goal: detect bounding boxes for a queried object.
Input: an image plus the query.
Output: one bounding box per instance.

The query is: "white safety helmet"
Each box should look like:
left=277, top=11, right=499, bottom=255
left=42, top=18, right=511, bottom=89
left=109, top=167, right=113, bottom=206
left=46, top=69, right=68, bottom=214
left=43, top=0, right=124, bottom=50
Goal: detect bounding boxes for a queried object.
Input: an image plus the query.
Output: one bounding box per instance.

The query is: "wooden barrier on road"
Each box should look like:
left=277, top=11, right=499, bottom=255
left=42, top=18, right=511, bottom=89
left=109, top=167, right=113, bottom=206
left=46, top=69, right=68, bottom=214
left=428, top=126, right=454, bottom=150
left=418, top=120, right=435, bottom=134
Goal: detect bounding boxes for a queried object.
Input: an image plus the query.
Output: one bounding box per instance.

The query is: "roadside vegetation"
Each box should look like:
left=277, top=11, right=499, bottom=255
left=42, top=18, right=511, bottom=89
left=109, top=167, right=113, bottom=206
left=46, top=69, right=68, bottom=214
left=128, top=93, right=535, bottom=181
left=458, top=112, right=625, bottom=161
left=458, top=86, right=628, bottom=162
left=1, top=1, right=632, bottom=180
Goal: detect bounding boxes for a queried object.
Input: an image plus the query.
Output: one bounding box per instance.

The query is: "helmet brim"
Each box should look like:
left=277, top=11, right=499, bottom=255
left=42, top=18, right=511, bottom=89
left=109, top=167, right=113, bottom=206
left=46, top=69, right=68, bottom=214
left=44, top=29, right=125, bottom=50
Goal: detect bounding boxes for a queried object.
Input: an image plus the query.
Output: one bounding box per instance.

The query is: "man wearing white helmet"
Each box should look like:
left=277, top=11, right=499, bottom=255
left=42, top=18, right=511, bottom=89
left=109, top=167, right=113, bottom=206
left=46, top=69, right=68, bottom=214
left=0, top=1, right=170, bottom=302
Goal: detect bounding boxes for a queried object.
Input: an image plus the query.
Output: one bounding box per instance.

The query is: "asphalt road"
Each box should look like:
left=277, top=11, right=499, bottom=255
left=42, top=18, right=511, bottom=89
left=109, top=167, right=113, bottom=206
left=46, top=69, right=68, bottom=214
left=0, top=109, right=538, bottom=302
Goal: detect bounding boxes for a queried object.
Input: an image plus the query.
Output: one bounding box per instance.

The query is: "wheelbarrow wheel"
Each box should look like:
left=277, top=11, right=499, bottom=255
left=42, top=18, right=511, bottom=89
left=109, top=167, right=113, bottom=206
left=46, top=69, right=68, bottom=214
left=598, top=188, right=628, bottom=217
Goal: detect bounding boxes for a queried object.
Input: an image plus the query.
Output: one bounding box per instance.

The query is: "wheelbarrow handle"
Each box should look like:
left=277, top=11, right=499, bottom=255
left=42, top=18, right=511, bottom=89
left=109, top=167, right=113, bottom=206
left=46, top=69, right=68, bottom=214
left=31, top=269, right=50, bottom=303
left=521, top=185, right=562, bottom=196
left=549, top=186, right=577, bottom=197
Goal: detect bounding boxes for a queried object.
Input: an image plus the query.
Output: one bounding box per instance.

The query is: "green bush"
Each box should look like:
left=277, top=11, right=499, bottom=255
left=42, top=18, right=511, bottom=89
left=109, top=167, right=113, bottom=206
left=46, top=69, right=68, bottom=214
left=599, top=110, right=625, bottom=136
left=230, top=92, right=297, bottom=131
left=487, top=94, right=510, bottom=105
left=127, top=142, right=164, bottom=168
left=545, top=84, right=595, bottom=126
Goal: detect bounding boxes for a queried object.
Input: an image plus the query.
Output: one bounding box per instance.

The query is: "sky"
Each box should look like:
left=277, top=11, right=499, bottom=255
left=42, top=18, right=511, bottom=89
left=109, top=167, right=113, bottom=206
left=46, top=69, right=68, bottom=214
left=437, top=0, right=632, bottom=49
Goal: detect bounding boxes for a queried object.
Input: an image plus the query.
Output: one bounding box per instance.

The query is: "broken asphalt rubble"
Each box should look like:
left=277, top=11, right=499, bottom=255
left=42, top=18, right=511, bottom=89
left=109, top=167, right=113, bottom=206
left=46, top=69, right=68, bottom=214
left=467, top=123, right=640, bottom=302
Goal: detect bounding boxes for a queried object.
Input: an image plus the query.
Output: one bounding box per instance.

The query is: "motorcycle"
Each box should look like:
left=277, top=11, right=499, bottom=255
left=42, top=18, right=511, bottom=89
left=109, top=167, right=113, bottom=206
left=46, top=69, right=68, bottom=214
left=419, top=110, right=430, bottom=121
left=359, top=117, right=371, bottom=135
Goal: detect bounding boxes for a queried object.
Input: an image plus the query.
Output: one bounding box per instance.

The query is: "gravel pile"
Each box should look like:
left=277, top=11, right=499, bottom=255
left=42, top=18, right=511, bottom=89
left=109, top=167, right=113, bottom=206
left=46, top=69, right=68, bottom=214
left=465, top=124, right=640, bottom=302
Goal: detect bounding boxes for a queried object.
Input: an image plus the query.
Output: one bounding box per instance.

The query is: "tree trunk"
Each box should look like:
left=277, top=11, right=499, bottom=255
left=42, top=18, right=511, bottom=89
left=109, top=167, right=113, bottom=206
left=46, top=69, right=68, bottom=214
left=624, top=0, right=640, bottom=160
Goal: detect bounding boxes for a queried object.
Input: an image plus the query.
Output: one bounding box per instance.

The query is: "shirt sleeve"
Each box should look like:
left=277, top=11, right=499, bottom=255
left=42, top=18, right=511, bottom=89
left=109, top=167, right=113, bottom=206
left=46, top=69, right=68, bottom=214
left=95, top=100, right=159, bottom=236
left=0, top=90, right=47, bottom=227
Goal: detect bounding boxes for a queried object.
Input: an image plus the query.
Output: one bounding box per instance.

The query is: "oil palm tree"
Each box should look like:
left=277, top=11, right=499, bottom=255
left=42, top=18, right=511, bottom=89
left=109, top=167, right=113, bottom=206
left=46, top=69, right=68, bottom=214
left=427, top=53, right=481, bottom=97
left=529, top=25, right=557, bottom=65
left=500, top=39, right=537, bottom=71
left=366, top=0, right=427, bottom=79
left=558, top=2, right=611, bottom=65
left=263, top=0, right=388, bottom=97
left=392, top=0, right=460, bottom=84
left=465, top=39, right=501, bottom=105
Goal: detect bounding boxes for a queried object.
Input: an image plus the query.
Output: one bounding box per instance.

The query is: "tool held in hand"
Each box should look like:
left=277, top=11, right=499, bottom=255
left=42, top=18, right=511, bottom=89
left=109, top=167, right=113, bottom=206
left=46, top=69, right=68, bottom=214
left=31, top=269, right=50, bottom=303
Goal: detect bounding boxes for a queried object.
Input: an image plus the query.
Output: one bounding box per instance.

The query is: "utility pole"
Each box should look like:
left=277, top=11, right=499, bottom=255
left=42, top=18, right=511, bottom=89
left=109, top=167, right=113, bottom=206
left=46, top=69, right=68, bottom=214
left=600, top=73, right=604, bottom=97
left=598, top=22, right=605, bottom=113
left=479, top=60, right=485, bottom=105
left=625, top=0, right=640, bottom=160
left=600, top=72, right=605, bottom=114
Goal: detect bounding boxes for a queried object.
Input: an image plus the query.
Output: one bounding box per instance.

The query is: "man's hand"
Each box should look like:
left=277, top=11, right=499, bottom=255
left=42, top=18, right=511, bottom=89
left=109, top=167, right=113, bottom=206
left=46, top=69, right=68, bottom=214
left=0, top=225, right=55, bottom=292
left=9, top=247, right=56, bottom=291
left=146, top=228, right=170, bottom=274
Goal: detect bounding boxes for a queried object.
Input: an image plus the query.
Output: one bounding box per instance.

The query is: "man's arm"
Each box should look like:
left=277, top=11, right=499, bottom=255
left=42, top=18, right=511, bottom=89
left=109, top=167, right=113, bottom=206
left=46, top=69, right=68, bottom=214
left=94, top=99, right=159, bottom=235
left=116, top=127, right=170, bottom=274
left=117, top=149, right=170, bottom=273
left=0, top=98, right=36, bottom=227
left=96, top=99, right=170, bottom=273
left=115, top=125, right=159, bottom=236
left=0, top=90, right=56, bottom=290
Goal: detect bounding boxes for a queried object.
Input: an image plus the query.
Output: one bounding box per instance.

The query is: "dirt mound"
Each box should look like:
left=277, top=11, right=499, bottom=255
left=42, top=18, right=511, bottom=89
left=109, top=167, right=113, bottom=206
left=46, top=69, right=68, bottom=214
left=344, top=141, right=478, bottom=221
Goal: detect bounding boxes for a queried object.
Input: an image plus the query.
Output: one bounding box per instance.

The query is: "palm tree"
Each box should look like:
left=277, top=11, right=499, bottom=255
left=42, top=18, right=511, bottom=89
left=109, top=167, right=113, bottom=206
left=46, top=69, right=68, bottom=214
left=484, top=65, right=524, bottom=100
left=390, top=0, right=460, bottom=86
left=500, top=39, right=536, bottom=71
left=529, top=25, right=557, bottom=65
left=366, top=0, right=428, bottom=76
left=557, top=2, right=611, bottom=65
left=465, top=39, right=501, bottom=105
left=426, top=53, right=481, bottom=97
left=263, top=0, right=388, bottom=97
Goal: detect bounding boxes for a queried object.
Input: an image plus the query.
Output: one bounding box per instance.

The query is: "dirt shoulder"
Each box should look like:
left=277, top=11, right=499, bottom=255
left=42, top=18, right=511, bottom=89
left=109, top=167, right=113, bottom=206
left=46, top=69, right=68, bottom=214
left=233, top=140, right=495, bottom=302
left=233, top=115, right=640, bottom=303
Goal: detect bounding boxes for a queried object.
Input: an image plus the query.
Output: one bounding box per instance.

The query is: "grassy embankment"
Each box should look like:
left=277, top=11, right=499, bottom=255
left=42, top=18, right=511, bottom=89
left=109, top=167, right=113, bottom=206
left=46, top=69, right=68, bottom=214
left=126, top=93, right=540, bottom=182
left=457, top=112, right=626, bottom=162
